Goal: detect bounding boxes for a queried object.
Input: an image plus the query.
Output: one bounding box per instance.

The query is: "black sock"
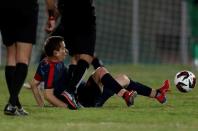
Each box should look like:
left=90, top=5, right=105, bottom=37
left=16, top=98, right=22, bottom=109
left=68, top=60, right=89, bottom=93
left=10, top=63, right=28, bottom=106
left=94, top=87, right=114, bottom=107
left=68, top=64, right=77, bottom=79
left=126, top=80, right=152, bottom=97
left=101, top=73, right=123, bottom=94
left=92, top=57, right=103, bottom=69
left=5, top=66, right=16, bottom=104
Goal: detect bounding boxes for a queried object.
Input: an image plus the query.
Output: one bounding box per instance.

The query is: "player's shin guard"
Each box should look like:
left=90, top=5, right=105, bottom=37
left=94, top=87, right=114, bottom=107
left=126, top=80, right=152, bottom=97
left=101, top=73, right=123, bottom=94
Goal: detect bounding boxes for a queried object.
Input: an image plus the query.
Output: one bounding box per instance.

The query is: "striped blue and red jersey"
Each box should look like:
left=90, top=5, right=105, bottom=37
left=34, top=58, right=70, bottom=95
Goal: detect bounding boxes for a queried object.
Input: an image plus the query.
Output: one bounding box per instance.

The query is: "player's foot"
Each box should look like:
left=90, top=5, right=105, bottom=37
left=61, top=91, right=78, bottom=110
left=4, top=103, right=20, bottom=116
left=17, top=107, right=29, bottom=116
left=123, top=90, right=137, bottom=107
left=76, top=101, right=84, bottom=108
left=155, top=80, right=170, bottom=104
left=23, top=82, right=31, bottom=89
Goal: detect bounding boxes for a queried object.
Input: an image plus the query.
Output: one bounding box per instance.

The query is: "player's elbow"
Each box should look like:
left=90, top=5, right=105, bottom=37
left=30, top=80, right=39, bottom=89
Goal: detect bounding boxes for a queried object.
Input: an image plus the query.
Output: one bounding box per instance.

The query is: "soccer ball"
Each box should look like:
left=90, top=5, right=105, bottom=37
left=174, top=70, right=196, bottom=93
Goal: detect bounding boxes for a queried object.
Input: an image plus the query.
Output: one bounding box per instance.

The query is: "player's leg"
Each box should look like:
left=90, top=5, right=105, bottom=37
left=66, top=31, right=96, bottom=94
left=67, top=54, right=92, bottom=94
left=76, top=75, right=114, bottom=108
left=67, top=56, right=104, bottom=95
left=1, top=25, right=22, bottom=115
left=13, top=4, right=38, bottom=115
left=115, top=75, right=153, bottom=97
left=3, top=44, right=20, bottom=115
left=93, top=67, right=137, bottom=107
left=94, top=87, right=114, bottom=107
left=2, top=3, right=38, bottom=116
left=91, top=56, right=104, bottom=69
left=5, top=45, right=16, bottom=101
left=77, top=78, right=101, bottom=107
left=125, top=77, right=170, bottom=104
left=14, top=42, right=33, bottom=115
left=2, top=42, right=30, bottom=116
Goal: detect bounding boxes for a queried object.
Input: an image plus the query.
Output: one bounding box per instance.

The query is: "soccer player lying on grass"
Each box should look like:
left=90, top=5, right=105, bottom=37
left=30, top=36, right=137, bottom=109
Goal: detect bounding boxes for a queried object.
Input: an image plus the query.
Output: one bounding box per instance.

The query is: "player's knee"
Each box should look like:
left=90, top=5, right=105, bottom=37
left=115, top=74, right=130, bottom=88
left=79, top=54, right=93, bottom=64
left=71, top=55, right=80, bottom=64
left=94, top=67, right=108, bottom=79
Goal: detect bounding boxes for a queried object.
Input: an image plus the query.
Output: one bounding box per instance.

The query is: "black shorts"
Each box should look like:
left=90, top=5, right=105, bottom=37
left=0, top=5, right=38, bottom=46
left=51, top=22, right=96, bottom=56
left=77, top=76, right=102, bottom=107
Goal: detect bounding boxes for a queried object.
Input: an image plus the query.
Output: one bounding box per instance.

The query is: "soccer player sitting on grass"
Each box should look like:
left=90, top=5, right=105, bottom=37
left=30, top=36, right=170, bottom=109
left=30, top=36, right=137, bottom=109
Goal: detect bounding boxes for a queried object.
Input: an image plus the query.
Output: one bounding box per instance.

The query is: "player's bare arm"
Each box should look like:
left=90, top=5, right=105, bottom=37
left=30, top=79, right=45, bottom=107
left=44, top=89, right=67, bottom=108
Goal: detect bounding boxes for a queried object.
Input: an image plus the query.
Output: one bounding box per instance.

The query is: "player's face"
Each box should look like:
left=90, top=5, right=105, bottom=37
left=56, top=41, right=68, bottom=61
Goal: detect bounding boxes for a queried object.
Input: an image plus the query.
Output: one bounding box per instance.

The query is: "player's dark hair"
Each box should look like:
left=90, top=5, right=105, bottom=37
left=44, top=36, right=64, bottom=57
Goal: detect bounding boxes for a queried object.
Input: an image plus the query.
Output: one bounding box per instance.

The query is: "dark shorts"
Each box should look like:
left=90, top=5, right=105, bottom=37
left=77, top=76, right=102, bottom=107
left=51, top=22, right=96, bottom=56
left=0, top=5, right=38, bottom=46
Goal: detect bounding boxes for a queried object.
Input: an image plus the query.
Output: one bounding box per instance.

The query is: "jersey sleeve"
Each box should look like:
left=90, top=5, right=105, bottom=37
left=34, top=63, right=43, bottom=82
left=33, top=61, right=54, bottom=89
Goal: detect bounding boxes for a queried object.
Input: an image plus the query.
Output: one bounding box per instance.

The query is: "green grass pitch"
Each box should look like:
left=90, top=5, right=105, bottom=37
left=0, top=64, right=198, bottom=131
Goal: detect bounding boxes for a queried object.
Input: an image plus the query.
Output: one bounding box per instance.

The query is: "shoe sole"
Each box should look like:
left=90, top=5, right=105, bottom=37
left=4, top=111, right=20, bottom=116
left=61, top=91, right=77, bottom=109
left=127, top=91, right=137, bottom=107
